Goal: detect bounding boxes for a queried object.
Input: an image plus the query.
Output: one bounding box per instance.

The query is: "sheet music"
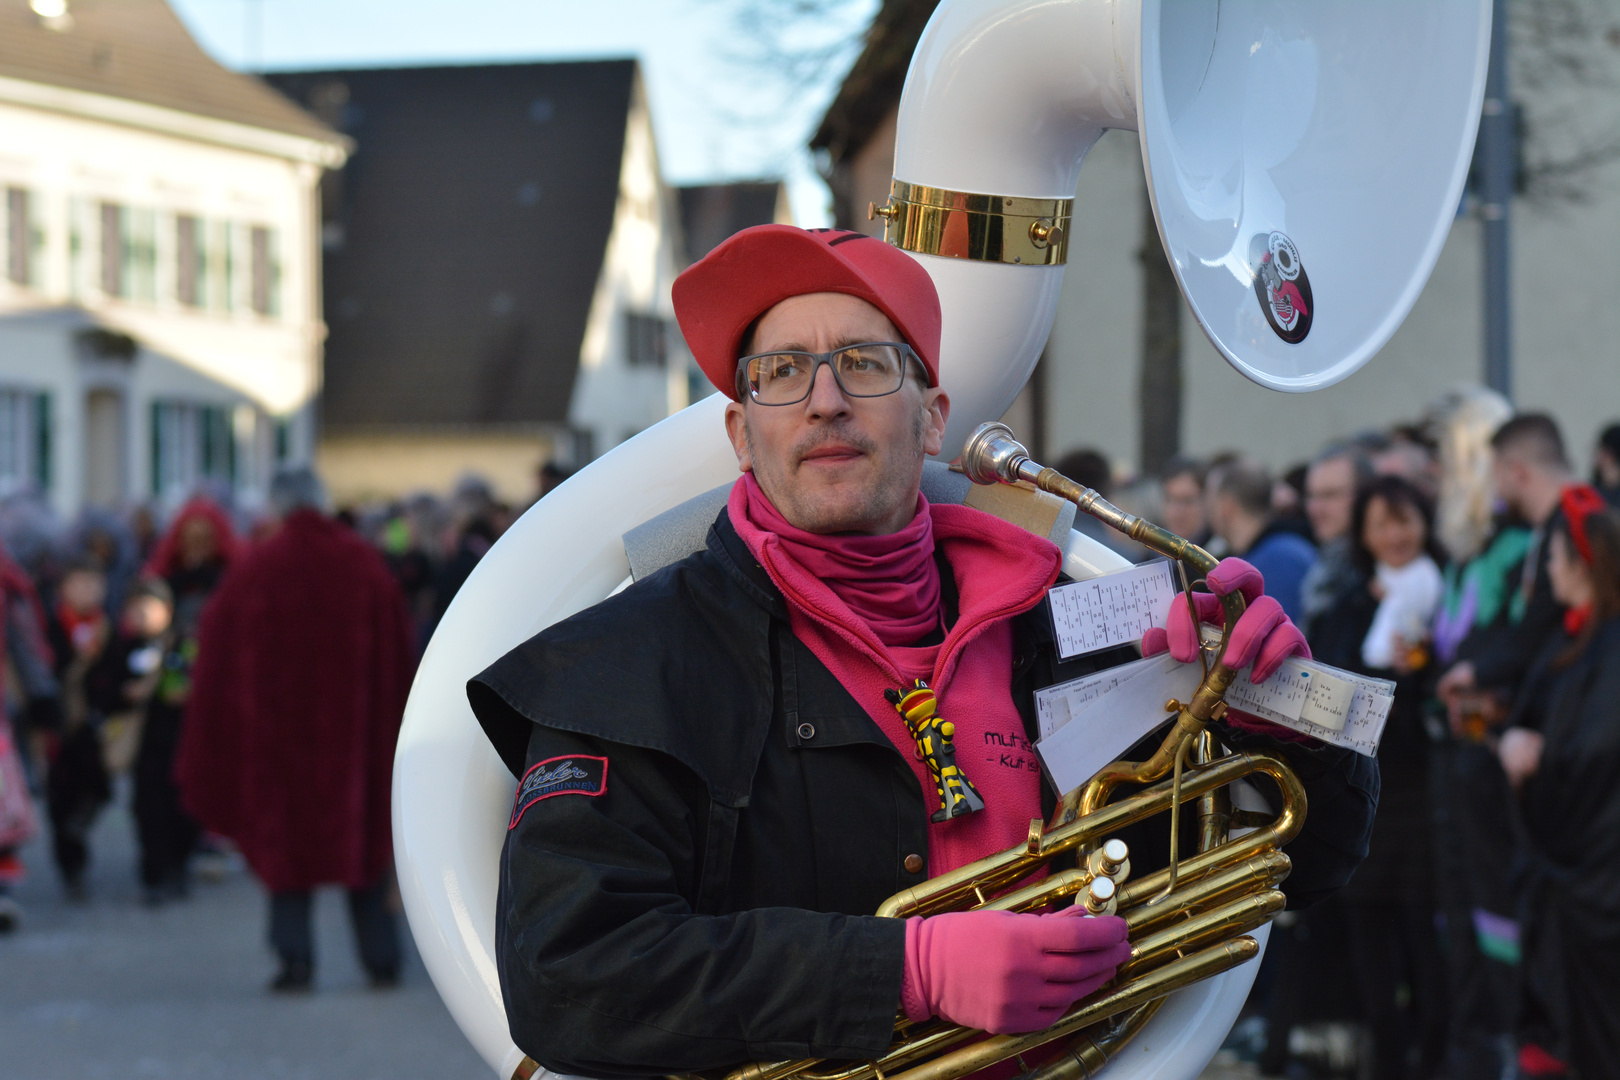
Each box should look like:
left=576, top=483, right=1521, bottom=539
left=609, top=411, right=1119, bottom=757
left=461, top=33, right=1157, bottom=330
left=1035, top=652, right=1202, bottom=796
left=1047, top=560, right=1178, bottom=659
left=1035, top=654, right=1165, bottom=739
left=1223, top=657, right=1394, bottom=756
left=1035, top=648, right=1393, bottom=791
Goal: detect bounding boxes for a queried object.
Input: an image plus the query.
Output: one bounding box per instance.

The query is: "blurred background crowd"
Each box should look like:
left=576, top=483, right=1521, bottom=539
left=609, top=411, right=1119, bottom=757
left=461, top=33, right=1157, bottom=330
left=3, top=0, right=1620, bottom=1077
left=2, top=385, right=1619, bottom=1078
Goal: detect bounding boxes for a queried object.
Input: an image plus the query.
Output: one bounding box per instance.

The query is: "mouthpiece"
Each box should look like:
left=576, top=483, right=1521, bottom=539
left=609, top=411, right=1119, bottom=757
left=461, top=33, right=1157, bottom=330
left=961, top=422, right=1038, bottom=487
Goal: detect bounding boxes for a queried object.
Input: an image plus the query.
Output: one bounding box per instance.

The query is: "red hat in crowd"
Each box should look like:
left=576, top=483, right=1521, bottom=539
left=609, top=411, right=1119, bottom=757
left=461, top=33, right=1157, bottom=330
left=673, top=225, right=942, bottom=401
left=1561, top=483, right=1608, bottom=564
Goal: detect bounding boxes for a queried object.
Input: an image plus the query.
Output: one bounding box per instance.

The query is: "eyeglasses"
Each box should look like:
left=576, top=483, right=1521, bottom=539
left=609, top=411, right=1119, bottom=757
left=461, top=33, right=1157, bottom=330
left=739, top=342, right=920, bottom=406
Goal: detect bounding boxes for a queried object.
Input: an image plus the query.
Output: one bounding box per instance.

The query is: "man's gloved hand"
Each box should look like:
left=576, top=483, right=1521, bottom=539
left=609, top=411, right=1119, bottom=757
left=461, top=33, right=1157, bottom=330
left=900, top=908, right=1131, bottom=1034
left=1140, top=557, right=1312, bottom=739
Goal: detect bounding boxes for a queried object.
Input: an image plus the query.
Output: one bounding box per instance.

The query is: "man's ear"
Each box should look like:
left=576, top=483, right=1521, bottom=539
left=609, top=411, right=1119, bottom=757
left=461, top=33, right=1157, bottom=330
left=724, top=400, right=753, bottom=472
left=922, top=390, right=950, bottom=458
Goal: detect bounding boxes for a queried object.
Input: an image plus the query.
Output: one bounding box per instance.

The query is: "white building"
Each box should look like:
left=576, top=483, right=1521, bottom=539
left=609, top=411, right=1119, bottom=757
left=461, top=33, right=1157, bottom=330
left=0, top=0, right=346, bottom=515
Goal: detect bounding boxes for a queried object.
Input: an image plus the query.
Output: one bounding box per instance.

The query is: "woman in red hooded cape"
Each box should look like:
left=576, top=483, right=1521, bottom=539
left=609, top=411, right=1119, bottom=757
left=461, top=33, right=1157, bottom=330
left=175, top=473, right=414, bottom=990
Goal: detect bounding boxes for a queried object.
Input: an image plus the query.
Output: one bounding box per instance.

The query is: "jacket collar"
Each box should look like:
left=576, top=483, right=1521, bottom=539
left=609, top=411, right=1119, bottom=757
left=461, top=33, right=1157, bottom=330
left=708, top=508, right=789, bottom=620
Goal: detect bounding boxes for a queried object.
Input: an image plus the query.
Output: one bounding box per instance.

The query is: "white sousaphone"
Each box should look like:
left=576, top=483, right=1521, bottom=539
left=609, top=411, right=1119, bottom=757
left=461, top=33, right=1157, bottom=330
left=393, top=2, right=1490, bottom=1077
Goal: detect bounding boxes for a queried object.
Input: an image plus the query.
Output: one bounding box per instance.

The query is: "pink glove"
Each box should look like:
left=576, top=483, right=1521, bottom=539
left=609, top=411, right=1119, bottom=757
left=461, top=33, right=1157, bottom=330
left=900, top=909, right=1130, bottom=1034
left=1140, top=557, right=1313, bottom=740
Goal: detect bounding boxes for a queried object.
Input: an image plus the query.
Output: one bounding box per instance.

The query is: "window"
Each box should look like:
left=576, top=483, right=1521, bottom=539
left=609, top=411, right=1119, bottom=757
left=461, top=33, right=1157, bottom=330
left=100, top=201, right=125, bottom=297
left=274, top=417, right=293, bottom=463
left=222, top=224, right=236, bottom=313
left=5, top=188, right=42, bottom=288
left=176, top=214, right=207, bottom=308
left=150, top=400, right=236, bottom=499
left=123, top=208, right=157, bottom=303
left=250, top=225, right=280, bottom=317
left=0, top=390, right=50, bottom=495
left=625, top=312, right=667, bottom=368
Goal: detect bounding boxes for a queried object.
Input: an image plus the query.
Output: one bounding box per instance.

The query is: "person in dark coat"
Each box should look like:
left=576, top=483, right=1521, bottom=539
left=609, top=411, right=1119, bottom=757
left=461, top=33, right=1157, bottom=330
left=1495, top=490, right=1620, bottom=1079
left=1591, top=422, right=1620, bottom=506
left=175, top=469, right=414, bottom=992
left=1307, top=475, right=1448, bottom=1079
left=135, top=497, right=239, bottom=904
left=1430, top=414, right=1577, bottom=1080
left=467, top=225, right=1378, bottom=1078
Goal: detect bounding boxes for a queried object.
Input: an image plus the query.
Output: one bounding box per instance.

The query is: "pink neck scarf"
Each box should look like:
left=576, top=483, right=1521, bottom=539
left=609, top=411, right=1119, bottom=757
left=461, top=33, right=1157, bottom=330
left=732, top=471, right=942, bottom=647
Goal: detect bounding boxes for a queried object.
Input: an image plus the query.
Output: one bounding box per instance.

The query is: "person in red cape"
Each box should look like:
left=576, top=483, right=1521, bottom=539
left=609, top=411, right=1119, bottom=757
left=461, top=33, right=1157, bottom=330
left=468, top=225, right=1377, bottom=1077
left=175, top=469, right=414, bottom=992
left=134, top=496, right=240, bottom=904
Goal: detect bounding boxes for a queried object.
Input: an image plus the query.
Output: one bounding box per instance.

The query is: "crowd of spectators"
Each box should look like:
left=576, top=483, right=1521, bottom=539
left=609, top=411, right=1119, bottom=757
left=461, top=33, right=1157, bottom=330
left=0, top=463, right=556, bottom=940
left=1, top=393, right=1618, bottom=1069
left=1058, top=398, right=1620, bottom=1079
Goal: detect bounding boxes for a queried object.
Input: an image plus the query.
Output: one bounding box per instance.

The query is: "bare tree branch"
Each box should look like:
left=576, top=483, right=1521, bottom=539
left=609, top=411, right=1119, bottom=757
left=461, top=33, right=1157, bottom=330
left=1511, top=0, right=1620, bottom=205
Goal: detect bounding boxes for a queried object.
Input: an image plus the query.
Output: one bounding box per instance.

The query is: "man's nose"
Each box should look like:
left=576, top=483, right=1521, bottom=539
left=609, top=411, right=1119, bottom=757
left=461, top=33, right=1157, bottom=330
left=803, top=360, right=853, bottom=417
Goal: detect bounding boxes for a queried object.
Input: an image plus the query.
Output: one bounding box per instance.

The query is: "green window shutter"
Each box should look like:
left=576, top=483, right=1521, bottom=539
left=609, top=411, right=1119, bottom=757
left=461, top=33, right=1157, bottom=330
left=32, top=392, right=50, bottom=491
left=151, top=400, right=162, bottom=496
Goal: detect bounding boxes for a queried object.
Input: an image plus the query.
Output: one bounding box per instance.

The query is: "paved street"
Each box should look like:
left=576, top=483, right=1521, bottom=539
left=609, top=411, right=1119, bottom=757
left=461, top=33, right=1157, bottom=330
left=0, top=783, right=1261, bottom=1080
left=0, top=785, right=487, bottom=1080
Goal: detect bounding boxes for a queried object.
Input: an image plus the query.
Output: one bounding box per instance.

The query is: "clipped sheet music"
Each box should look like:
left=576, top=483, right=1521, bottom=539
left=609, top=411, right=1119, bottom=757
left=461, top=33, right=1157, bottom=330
left=1047, top=559, right=1178, bottom=659
left=1034, top=653, right=1201, bottom=796
left=1035, top=647, right=1393, bottom=798
left=1223, top=658, right=1393, bottom=756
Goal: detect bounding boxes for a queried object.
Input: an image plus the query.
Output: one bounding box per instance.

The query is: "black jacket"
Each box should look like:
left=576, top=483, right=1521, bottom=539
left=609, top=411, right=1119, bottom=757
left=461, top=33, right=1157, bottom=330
left=1306, top=577, right=1432, bottom=900
left=470, top=511, right=1378, bottom=1077
left=1458, top=515, right=1565, bottom=693
left=1511, top=618, right=1620, bottom=1073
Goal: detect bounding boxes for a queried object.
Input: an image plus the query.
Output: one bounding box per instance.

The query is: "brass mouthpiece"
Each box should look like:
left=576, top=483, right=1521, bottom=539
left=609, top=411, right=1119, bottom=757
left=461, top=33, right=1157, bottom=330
left=960, top=422, right=1037, bottom=487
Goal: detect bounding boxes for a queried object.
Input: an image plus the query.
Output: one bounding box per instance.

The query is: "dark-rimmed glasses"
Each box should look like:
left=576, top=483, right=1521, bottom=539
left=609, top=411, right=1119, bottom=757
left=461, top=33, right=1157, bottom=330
left=738, top=342, right=920, bottom=406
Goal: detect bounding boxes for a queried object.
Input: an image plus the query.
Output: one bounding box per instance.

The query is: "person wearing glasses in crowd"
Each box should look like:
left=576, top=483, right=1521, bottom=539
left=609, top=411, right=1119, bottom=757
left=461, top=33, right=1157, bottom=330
left=468, top=225, right=1377, bottom=1077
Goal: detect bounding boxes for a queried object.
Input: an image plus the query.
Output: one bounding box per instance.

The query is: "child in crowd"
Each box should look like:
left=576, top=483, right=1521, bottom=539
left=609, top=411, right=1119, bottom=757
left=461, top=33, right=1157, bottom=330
left=43, top=561, right=112, bottom=899
left=85, top=579, right=178, bottom=903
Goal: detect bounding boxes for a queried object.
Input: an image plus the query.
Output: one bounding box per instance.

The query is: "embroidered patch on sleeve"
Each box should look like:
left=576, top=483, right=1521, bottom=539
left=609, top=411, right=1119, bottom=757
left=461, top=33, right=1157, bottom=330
left=508, top=754, right=609, bottom=829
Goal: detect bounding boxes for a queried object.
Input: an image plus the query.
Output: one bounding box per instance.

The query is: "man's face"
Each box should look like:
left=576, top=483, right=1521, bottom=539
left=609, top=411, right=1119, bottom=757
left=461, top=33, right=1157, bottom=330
left=1305, top=456, right=1357, bottom=544
left=1162, top=473, right=1205, bottom=540
left=1491, top=450, right=1529, bottom=519
left=724, top=292, right=949, bottom=535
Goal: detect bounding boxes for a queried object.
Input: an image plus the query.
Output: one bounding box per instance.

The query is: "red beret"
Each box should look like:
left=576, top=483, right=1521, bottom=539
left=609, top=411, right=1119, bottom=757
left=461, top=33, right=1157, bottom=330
left=673, top=225, right=942, bottom=401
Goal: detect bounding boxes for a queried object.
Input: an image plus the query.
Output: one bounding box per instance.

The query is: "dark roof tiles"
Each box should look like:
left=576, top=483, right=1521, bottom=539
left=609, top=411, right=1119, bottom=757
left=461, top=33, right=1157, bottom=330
left=269, top=60, right=638, bottom=430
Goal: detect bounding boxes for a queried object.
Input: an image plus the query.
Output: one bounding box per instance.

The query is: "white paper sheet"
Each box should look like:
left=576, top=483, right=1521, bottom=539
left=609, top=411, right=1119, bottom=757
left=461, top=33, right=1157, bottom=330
left=1223, top=657, right=1394, bottom=756
left=1034, top=653, right=1203, bottom=795
left=1047, top=560, right=1178, bottom=659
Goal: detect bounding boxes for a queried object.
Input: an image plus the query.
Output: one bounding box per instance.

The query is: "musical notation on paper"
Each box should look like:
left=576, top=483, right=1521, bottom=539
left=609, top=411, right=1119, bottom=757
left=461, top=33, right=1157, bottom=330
left=1047, top=560, right=1177, bottom=659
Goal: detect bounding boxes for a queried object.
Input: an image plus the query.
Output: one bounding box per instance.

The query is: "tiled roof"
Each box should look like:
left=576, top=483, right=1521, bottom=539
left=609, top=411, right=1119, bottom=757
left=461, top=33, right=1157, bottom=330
left=0, top=0, right=340, bottom=144
left=269, top=60, right=638, bottom=430
left=677, top=181, right=789, bottom=262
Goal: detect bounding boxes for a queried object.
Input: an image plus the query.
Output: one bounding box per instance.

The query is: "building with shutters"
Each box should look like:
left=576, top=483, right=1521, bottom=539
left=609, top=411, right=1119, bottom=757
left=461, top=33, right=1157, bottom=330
left=0, top=0, right=347, bottom=516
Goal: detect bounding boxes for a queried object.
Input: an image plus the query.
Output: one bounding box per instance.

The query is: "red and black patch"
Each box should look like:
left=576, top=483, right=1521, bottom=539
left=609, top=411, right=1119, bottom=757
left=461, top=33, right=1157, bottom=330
left=508, top=754, right=609, bottom=830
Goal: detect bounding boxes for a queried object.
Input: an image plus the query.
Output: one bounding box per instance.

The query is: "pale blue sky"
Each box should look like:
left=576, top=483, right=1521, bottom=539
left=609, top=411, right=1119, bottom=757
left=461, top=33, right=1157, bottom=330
left=168, top=0, right=879, bottom=224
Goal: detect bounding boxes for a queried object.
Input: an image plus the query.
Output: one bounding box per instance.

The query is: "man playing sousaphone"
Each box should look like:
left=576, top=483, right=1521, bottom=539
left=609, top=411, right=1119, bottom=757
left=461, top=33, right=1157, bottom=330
left=468, top=225, right=1378, bottom=1076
